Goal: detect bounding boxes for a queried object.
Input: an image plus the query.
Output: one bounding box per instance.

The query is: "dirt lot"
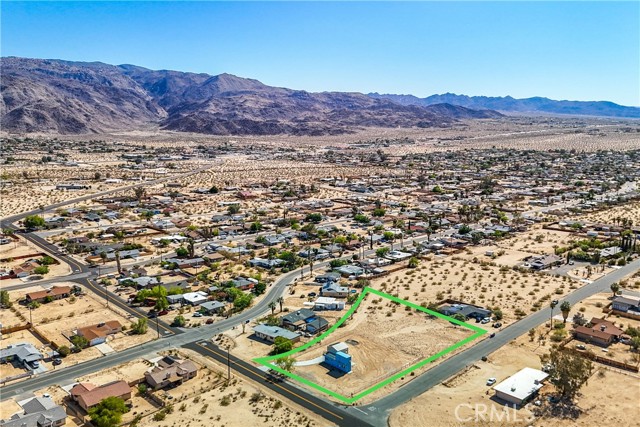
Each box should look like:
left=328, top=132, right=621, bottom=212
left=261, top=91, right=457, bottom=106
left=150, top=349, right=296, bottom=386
left=372, top=256, right=577, bottom=324
left=5, top=283, right=153, bottom=363
left=389, top=323, right=640, bottom=427
left=280, top=291, right=474, bottom=399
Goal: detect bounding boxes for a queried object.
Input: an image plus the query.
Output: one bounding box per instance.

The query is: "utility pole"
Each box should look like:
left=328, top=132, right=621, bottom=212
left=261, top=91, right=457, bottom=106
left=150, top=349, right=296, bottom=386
left=29, top=307, right=33, bottom=325
left=227, top=346, right=231, bottom=380
left=156, top=316, right=160, bottom=339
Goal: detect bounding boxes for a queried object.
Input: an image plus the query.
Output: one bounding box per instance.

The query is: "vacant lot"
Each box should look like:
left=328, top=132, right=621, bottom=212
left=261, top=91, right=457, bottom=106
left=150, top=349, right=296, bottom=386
left=373, top=256, right=578, bottom=324
left=5, top=283, right=153, bottom=363
left=283, top=290, right=474, bottom=400
left=389, top=321, right=640, bottom=427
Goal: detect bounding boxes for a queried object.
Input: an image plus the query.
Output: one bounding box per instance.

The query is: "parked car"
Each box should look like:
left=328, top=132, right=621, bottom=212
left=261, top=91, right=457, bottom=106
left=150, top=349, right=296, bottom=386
left=193, top=312, right=203, bottom=317
left=52, top=358, right=62, bottom=365
left=493, top=322, right=502, bottom=328
left=480, top=317, right=491, bottom=324
left=576, top=344, right=586, bottom=350
left=486, top=378, right=496, bottom=386
left=157, top=310, right=169, bottom=316
left=206, top=318, right=214, bottom=324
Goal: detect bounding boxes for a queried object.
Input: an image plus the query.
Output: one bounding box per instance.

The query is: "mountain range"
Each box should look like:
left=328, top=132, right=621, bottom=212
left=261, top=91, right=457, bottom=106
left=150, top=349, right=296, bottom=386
left=1, top=57, right=637, bottom=136
left=368, top=92, right=640, bottom=119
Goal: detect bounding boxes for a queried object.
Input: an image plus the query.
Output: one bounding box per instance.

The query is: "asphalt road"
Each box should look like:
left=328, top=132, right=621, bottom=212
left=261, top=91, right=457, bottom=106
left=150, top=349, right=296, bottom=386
left=3, top=173, right=638, bottom=426
left=343, top=257, right=640, bottom=425
left=185, top=341, right=372, bottom=427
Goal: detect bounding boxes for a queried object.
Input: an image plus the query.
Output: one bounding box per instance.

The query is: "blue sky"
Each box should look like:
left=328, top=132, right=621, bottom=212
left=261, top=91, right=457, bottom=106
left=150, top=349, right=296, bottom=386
left=2, top=1, right=639, bottom=106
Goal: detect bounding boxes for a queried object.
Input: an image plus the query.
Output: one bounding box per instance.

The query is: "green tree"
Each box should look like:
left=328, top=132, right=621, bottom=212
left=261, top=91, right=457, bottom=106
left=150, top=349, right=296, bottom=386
left=70, top=335, right=89, bottom=350
left=131, top=318, right=148, bottom=335
left=250, top=222, right=263, bottom=232
left=540, top=347, right=593, bottom=400
left=209, top=185, right=219, bottom=194
left=560, top=301, right=571, bottom=324
left=631, top=336, right=640, bottom=351
left=376, top=247, right=390, bottom=258
left=0, top=290, right=11, bottom=308
left=227, top=204, right=240, bottom=215
left=172, top=315, right=186, bottom=327
left=57, top=345, right=71, bottom=357
left=88, top=396, right=129, bottom=427
left=492, top=308, right=503, bottom=321
left=408, top=257, right=419, bottom=268
left=274, top=356, right=296, bottom=372
left=610, top=282, right=620, bottom=297
left=458, top=224, right=472, bottom=235
left=372, top=208, right=386, bottom=217
left=272, top=337, right=293, bottom=355
left=24, top=215, right=45, bottom=230
left=305, top=213, right=322, bottom=223
left=175, top=246, right=189, bottom=257
left=268, top=301, right=277, bottom=315
left=33, top=266, right=49, bottom=275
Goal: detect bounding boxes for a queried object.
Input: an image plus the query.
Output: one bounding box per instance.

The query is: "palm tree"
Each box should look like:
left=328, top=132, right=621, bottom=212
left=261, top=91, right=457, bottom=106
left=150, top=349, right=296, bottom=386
left=610, top=282, right=620, bottom=298
left=268, top=301, right=276, bottom=315
left=550, top=300, right=558, bottom=329
left=560, top=301, right=571, bottom=324
left=277, top=296, right=285, bottom=313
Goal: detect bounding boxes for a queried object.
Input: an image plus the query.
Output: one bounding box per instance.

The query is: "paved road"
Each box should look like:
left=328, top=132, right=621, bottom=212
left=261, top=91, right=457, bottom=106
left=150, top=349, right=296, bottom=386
left=344, top=258, right=640, bottom=425
left=185, top=341, right=371, bottom=427
left=4, top=173, right=638, bottom=426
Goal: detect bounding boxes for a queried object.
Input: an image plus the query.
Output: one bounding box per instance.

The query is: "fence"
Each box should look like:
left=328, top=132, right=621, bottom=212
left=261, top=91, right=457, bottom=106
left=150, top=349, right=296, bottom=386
left=1, top=323, right=31, bottom=334
left=559, top=338, right=639, bottom=373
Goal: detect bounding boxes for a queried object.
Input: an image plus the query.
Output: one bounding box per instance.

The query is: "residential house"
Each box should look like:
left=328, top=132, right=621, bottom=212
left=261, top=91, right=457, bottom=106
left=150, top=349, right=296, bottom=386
left=0, top=343, right=43, bottom=367
left=314, top=272, right=341, bottom=284
left=611, top=292, right=640, bottom=315
left=200, top=300, right=226, bottom=315
left=528, top=254, right=563, bottom=270
left=319, top=282, right=350, bottom=298
left=440, top=303, right=491, bottom=321
left=253, top=324, right=301, bottom=343
left=249, top=258, right=284, bottom=269
left=493, top=368, right=548, bottom=406
left=0, top=396, right=66, bottom=427
left=573, top=317, right=624, bottom=346
left=182, top=291, right=209, bottom=306
left=313, top=297, right=345, bottom=311
left=144, top=356, right=198, bottom=390
left=324, top=342, right=351, bottom=374
left=25, top=286, right=70, bottom=304
left=75, top=321, right=123, bottom=346
left=335, top=265, right=365, bottom=277
left=230, top=277, right=255, bottom=291
left=281, top=309, right=329, bottom=335
left=70, top=381, right=131, bottom=411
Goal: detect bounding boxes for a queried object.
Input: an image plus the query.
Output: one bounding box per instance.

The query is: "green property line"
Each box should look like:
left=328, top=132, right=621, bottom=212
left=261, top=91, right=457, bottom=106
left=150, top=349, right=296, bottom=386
left=254, top=286, right=487, bottom=404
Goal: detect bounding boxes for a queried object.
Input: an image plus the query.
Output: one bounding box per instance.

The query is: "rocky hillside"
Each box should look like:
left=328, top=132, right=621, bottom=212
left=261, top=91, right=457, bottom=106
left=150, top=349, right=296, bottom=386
left=1, top=57, right=501, bottom=135
left=369, top=92, right=640, bottom=118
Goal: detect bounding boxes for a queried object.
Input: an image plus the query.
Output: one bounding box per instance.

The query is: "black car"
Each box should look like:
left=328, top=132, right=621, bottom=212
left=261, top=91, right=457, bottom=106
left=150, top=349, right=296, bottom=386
left=493, top=322, right=502, bottom=328
left=52, top=358, right=62, bottom=365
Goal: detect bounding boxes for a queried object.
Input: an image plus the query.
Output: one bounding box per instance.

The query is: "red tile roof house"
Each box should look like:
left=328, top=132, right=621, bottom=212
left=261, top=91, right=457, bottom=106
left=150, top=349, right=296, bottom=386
left=11, top=260, right=40, bottom=278
left=25, top=286, right=71, bottom=303
left=75, top=321, right=122, bottom=347
left=70, top=381, right=131, bottom=411
left=573, top=317, right=624, bottom=347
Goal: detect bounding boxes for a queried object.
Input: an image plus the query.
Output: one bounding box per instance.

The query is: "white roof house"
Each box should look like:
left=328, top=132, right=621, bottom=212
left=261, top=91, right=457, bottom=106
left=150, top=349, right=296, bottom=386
left=493, top=367, right=548, bottom=405
left=182, top=291, right=209, bottom=306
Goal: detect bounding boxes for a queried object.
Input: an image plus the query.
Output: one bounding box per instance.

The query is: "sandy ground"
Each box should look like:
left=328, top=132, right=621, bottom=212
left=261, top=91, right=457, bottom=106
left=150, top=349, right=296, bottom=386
left=3, top=283, right=153, bottom=365
left=291, top=291, right=473, bottom=399
left=389, top=320, right=640, bottom=427
left=372, top=256, right=577, bottom=324
left=576, top=200, right=640, bottom=226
